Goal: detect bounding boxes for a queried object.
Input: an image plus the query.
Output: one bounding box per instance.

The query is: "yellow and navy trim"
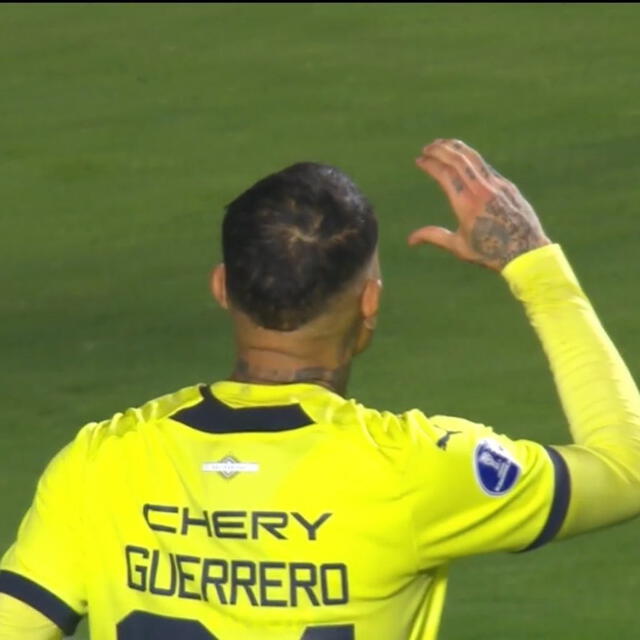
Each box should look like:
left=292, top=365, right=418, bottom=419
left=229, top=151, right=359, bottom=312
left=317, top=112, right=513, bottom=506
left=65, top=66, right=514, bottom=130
left=0, top=571, right=82, bottom=636
left=523, top=446, right=571, bottom=551
left=170, top=384, right=314, bottom=433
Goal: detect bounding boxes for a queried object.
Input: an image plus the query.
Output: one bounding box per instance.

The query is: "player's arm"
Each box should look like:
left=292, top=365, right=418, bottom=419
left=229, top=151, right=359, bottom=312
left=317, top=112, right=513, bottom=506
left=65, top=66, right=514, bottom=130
left=410, top=139, right=640, bottom=539
left=0, top=594, right=62, bottom=640
left=0, top=432, right=88, bottom=637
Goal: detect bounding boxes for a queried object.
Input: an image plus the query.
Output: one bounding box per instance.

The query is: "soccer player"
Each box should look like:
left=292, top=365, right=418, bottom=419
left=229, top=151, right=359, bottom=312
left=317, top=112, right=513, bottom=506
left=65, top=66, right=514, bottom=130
left=1, top=139, right=640, bottom=640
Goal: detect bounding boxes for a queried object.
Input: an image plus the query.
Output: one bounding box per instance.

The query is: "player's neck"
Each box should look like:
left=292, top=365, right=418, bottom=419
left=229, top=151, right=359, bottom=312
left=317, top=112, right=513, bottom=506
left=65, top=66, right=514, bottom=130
left=229, top=350, right=352, bottom=397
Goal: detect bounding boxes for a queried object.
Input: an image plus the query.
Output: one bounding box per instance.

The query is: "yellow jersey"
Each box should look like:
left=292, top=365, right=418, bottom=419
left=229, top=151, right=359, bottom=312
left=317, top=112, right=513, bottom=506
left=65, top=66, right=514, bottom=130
left=0, top=379, right=568, bottom=640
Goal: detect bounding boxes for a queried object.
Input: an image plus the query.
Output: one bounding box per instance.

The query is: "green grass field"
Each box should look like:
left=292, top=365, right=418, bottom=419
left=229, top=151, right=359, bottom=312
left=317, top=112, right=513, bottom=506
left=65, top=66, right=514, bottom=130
left=2, top=3, right=640, bottom=638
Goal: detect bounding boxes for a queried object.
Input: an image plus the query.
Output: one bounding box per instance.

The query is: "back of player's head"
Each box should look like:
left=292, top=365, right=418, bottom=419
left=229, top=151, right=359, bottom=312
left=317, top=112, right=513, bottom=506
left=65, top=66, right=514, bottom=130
left=223, top=162, right=378, bottom=331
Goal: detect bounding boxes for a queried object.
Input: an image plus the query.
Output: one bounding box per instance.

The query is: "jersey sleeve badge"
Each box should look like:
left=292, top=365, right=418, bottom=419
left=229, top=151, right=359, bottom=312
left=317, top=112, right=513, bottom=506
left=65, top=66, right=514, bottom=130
left=473, top=439, right=521, bottom=496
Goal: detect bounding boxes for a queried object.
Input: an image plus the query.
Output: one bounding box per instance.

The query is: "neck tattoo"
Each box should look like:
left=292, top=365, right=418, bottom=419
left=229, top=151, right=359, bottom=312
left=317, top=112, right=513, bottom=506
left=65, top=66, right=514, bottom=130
left=230, top=359, right=351, bottom=396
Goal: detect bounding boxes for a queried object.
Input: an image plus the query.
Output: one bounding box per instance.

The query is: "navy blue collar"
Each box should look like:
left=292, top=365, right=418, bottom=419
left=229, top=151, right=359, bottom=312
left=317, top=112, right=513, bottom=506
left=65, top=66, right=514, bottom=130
left=170, top=384, right=314, bottom=433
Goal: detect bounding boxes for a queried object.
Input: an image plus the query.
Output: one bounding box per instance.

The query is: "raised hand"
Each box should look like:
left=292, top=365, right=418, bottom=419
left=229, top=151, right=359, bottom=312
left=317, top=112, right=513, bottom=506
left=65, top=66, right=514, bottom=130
left=408, top=139, right=551, bottom=271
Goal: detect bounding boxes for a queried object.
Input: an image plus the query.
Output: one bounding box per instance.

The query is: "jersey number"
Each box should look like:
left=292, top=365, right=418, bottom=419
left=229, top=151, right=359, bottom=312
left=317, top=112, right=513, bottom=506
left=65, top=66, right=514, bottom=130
left=117, top=611, right=355, bottom=639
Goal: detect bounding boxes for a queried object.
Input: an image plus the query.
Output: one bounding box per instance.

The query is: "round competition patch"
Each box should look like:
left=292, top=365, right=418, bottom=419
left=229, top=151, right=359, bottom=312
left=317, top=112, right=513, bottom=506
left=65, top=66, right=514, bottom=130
left=474, top=439, right=521, bottom=496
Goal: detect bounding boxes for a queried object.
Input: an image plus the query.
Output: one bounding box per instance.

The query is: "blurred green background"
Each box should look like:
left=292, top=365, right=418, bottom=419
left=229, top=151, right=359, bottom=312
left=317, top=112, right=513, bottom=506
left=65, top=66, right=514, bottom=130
left=2, top=3, right=640, bottom=638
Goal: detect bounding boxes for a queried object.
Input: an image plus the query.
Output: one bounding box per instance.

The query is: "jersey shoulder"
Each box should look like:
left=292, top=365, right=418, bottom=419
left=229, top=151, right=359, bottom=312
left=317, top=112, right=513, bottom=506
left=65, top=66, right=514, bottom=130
left=333, top=399, right=481, bottom=454
left=76, top=384, right=203, bottom=456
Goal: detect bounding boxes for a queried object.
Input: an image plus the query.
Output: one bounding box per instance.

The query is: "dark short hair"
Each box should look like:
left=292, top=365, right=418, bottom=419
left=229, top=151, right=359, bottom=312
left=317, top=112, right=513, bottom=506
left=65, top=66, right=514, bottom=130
left=222, top=162, right=378, bottom=331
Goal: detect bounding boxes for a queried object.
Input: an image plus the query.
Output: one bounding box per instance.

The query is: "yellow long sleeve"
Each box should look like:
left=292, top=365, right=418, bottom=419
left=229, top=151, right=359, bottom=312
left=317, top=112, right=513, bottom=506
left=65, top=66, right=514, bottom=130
left=503, top=244, right=640, bottom=537
left=0, top=595, right=61, bottom=640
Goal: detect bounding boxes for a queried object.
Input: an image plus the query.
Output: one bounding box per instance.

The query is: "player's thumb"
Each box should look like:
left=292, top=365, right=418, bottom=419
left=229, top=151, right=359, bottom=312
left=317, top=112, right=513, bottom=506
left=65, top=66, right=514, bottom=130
left=407, top=226, right=456, bottom=252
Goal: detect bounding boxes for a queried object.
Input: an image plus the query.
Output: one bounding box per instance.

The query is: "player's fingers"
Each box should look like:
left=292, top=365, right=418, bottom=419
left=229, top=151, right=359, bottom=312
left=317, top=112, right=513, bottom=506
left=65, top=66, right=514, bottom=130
left=422, top=141, right=484, bottom=192
left=415, top=155, right=468, bottom=206
left=407, top=225, right=457, bottom=251
left=424, top=139, right=503, bottom=185
left=448, top=139, right=494, bottom=182
left=447, top=140, right=518, bottom=197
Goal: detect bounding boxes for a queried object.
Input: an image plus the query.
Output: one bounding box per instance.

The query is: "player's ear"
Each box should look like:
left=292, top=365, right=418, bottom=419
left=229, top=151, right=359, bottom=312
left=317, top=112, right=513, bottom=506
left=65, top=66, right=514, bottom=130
left=211, top=264, right=229, bottom=310
left=353, top=277, right=382, bottom=356
left=361, top=277, right=382, bottom=331
left=360, top=249, right=382, bottom=330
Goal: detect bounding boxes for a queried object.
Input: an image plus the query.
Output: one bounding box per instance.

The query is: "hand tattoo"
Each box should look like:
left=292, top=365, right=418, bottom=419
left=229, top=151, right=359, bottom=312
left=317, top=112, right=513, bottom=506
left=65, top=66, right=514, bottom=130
left=452, top=177, right=464, bottom=193
left=469, top=191, right=548, bottom=269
